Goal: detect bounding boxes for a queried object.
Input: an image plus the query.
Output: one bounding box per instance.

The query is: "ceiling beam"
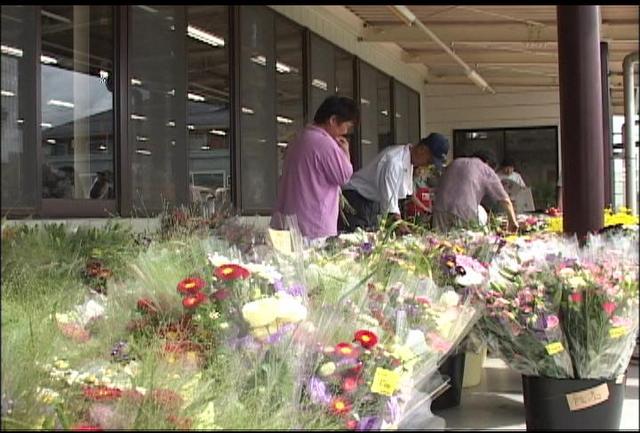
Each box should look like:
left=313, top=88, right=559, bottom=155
left=359, top=23, right=637, bottom=43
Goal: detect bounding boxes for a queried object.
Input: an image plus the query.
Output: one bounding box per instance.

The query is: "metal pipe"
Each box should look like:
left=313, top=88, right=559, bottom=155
left=390, top=5, right=496, bottom=94
left=623, top=51, right=638, bottom=214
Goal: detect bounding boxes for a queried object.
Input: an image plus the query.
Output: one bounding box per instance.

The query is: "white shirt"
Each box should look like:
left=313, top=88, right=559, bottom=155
left=344, top=144, right=413, bottom=215
left=499, top=171, right=526, bottom=188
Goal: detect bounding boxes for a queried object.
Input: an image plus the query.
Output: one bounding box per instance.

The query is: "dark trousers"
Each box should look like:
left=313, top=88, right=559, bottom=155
left=338, top=189, right=380, bottom=233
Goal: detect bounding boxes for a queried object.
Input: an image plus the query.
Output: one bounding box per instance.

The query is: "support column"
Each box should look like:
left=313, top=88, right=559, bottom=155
left=600, top=42, right=613, bottom=208
left=557, top=5, right=605, bottom=238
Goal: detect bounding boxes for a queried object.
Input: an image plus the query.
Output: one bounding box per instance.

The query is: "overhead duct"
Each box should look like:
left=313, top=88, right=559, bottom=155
left=390, top=5, right=496, bottom=94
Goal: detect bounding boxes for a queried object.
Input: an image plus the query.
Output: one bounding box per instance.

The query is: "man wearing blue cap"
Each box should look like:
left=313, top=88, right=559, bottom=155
left=339, top=133, right=449, bottom=234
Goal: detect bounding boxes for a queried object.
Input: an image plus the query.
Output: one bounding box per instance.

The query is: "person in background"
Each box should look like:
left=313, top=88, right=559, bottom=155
left=89, top=170, right=113, bottom=199
left=497, top=157, right=527, bottom=188
left=270, top=96, right=358, bottom=244
left=432, top=149, right=519, bottom=233
left=404, top=165, right=431, bottom=219
left=339, top=133, right=449, bottom=235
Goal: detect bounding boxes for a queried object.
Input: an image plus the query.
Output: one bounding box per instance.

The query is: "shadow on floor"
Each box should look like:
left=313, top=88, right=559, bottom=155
left=433, top=392, right=526, bottom=429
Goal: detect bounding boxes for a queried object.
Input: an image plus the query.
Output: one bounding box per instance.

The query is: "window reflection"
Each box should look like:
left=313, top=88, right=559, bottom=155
left=187, top=5, right=230, bottom=214
left=394, top=81, right=409, bottom=145
left=377, top=72, right=392, bottom=150
left=40, top=5, right=114, bottom=200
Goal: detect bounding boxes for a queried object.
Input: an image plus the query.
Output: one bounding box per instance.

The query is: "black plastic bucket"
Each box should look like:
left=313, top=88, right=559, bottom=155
left=431, top=352, right=466, bottom=411
left=521, top=375, right=626, bottom=430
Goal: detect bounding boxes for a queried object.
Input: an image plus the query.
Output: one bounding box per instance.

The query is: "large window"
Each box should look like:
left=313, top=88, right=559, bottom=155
left=40, top=6, right=115, bottom=205
left=1, top=6, right=38, bottom=210
left=377, top=72, right=392, bottom=150
left=186, top=6, right=230, bottom=209
left=359, top=61, right=379, bottom=166
left=128, top=5, right=187, bottom=213
left=393, top=80, right=409, bottom=145
left=308, top=34, right=335, bottom=120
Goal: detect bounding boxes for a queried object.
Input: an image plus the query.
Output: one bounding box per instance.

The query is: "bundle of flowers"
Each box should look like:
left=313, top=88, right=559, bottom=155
left=477, top=232, right=639, bottom=379
left=546, top=206, right=639, bottom=234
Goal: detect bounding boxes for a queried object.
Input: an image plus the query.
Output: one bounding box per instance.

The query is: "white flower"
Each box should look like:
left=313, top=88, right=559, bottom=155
left=455, top=269, right=484, bottom=287
left=36, top=387, right=60, bottom=405
left=76, top=299, right=105, bottom=326
left=274, top=295, right=307, bottom=323
left=439, top=291, right=460, bottom=307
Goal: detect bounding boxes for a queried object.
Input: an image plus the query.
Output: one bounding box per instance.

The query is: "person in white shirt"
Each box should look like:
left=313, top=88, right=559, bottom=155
left=339, top=133, right=449, bottom=234
left=497, top=157, right=527, bottom=188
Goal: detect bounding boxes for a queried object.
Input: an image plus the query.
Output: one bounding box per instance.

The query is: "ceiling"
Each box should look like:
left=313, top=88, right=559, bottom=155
left=346, top=5, right=639, bottom=110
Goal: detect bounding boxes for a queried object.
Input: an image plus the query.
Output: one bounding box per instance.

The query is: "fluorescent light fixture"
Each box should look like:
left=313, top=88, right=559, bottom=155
left=187, top=25, right=225, bottom=47
left=362, top=139, right=372, bottom=145
left=209, top=129, right=226, bottom=136
left=166, top=121, right=176, bottom=127
left=99, top=70, right=110, bottom=79
left=40, top=55, right=58, bottom=65
left=136, top=135, right=148, bottom=142
left=1, top=90, right=15, bottom=97
left=99, top=145, right=108, bottom=151
left=187, top=92, right=205, bottom=102
left=135, top=149, right=152, bottom=156
left=312, top=79, right=328, bottom=91
left=46, top=139, right=56, bottom=144
left=137, top=5, right=158, bottom=14
left=130, top=114, right=146, bottom=120
left=276, top=61, right=295, bottom=73
left=251, top=55, right=267, bottom=66
left=17, top=119, right=24, bottom=124
left=277, top=142, right=288, bottom=148
left=1, top=45, right=22, bottom=57
left=241, top=107, right=254, bottom=114
left=466, top=70, right=495, bottom=94
left=380, top=110, right=388, bottom=116
left=130, top=78, right=142, bottom=86
left=276, top=115, right=293, bottom=124
left=48, top=99, right=74, bottom=108
left=360, top=98, right=370, bottom=105
left=41, top=122, right=52, bottom=128
left=167, top=89, right=175, bottom=96
left=42, top=9, right=71, bottom=23
left=391, top=5, right=417, bottom=25
left=200, top=145, right=210, bottom=150
left=395, top=113, right=402, bottom=118
left=187, top=124, right=195, bottom=130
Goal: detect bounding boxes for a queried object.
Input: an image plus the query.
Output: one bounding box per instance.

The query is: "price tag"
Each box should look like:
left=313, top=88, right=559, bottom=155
left=566, top=383, right=609, bottom=411
left=268, top=229, right=292, bottom=254
left=609, top=326, right=627, bottom=339
left=370, top=367, right=400, bottom=397
left=545, top=341, right=564, bottom=355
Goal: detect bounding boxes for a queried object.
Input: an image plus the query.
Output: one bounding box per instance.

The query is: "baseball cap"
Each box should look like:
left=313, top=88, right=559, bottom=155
left=419, top=133, right=449, bottom=169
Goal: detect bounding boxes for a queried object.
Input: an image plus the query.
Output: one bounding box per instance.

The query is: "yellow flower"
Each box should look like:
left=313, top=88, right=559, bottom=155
left=319, top=362, right=337, bottom=377
left=242, top=298, right=278, bottom=328
left=274, top=295, right=307, bottom=324
left=567, top=276, right=587, bottom=288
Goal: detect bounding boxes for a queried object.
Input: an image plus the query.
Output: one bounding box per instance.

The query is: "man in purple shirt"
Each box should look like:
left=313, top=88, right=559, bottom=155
left=271, top=96, right=358, bottom=241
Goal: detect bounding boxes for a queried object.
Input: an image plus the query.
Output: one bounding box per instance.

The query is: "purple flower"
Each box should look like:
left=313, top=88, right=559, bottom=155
left=273, top=279, right=286, bottom=292
left=308, top=376, right=331, bottom=405
left=230, top=335, right=261, bottom=351
left=357, top=416, right=382, bottom=431
left=274, top=280, right=306, bottom=297
left=385, top=396, right=400, bottom=425
left=360, top=242, right=374, bottom=254
left=265, top=323, right=295, bottom=345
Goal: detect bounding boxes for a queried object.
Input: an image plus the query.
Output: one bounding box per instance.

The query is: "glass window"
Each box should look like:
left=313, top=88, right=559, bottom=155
left=377, top=72, right=392, bottom=150
left=408, top=89, right=420, bottom=144
left=239, top=5, right=277, bottom=211
left=359, top=61, right=379, bottom=166
left=309, top=34, right=335, bottom=119
left=129, top=5, right=187, bottom=213
left=335, top=48, right=353, bottom=99
left=275, top=17, right=304, bottom=178
left=40, top=6, right=115, bottom=201
left=186, top=6, right=230, bottom=207
left=1, top=6, right=38, bottom=209
left=393, top=80, right=409, bottom=145
left=453, top=129, right=504, bottom=161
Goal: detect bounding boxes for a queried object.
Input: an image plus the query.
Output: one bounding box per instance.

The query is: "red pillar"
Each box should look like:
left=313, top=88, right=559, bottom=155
left=557, top=5, right=605, bottom=238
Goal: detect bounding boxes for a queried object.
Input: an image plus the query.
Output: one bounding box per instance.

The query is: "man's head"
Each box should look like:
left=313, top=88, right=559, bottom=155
left=471, top=149, right=497, bottom=170
left=500, top=157, right=516, bottom=175
left=412, top=133, right=449, bottom=169
left=313, top=96, right=359, bottom=139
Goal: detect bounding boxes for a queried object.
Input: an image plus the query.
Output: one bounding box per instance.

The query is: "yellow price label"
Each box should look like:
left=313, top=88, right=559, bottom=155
left=609, top=327, right=628, bottom=339
left=370, top=367, right=400, bottom=397
left=268, top=229, right=292, bottom=254
left=545, top=341, right=564, bottom=355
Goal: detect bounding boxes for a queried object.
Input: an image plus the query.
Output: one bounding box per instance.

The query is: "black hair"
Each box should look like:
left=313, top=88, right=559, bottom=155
left=471, top=150, right=497, bottom=169
left=313, top=96, right=359, bottom=125
left=501, top=157, right=516, bottom=168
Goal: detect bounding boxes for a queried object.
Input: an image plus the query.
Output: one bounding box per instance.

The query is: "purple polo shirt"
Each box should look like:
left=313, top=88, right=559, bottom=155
left=271, top=125, right=353, bottom=239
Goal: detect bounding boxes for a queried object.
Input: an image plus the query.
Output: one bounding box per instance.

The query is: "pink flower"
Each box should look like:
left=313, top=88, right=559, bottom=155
left=426, top=332, right=453, bottom=353
left=611, top=316, right=632, bottom=327
left=545, top=314, right=559, bottom=329
left=602, top=301, right=616, bottom=316
left=569, top=292, right=583, bottom=303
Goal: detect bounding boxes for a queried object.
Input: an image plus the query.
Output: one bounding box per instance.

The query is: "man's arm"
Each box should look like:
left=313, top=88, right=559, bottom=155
left=498, top=199, right=519, bottom=232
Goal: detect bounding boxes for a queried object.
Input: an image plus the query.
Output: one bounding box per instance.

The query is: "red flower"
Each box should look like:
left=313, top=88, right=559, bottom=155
left=150, top=388, right=183, bottom=412
left=71, top=425, right=102, bottom=431
left=83, top=386, right=122, bottom=401
left=416, top=296, right=431, bottom=305
left=346, top=419, right=358, bottom=430
left=214, top=264, right=250, bottom=281
left=211, top=288, right=231, bottom=301
left=335, top=342, right=360, bottom=358
left=602, top=301, right=617, bottom=316
left=349, top=361, right=364, bottom=376
left=177, top=277, right=206, bottom=295
left=182, top=291, right=207, bottom=309
left=569, top=292, right=583, bottom=303
left=354, top=329, right=378, bottom=350
left=329, top=396, right=352, bottom=416
left=136, top=298, right=158, bottom=314
left=342, top=375, right=359, bottom=393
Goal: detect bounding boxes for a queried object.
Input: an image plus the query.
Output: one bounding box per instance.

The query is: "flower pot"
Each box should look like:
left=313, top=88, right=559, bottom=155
left=431, top=352, right=466, bottom=410
left=462, top=344, right=487, bottom=388
left=521, top=374, right=626, bottom=430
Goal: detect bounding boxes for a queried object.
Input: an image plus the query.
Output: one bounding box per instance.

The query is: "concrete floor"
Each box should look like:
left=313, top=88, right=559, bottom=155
left=431, top=357, right=640, bottom=430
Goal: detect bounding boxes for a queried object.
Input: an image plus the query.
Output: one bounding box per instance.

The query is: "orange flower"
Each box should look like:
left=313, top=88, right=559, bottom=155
left=83, top=386, right=122, bottom=401
left=354, top=329, right=378, bottom=349
left=330, top=396, right=352, bottom=416
left=335, top=342, right=360, bottom=358
left=177, top=277, right=206, bottom=295
left=214, top=264, right=250, bottom=281
left=182, top=292, right=207, bottom=309
left=58, top=323, right=91, bottom=342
